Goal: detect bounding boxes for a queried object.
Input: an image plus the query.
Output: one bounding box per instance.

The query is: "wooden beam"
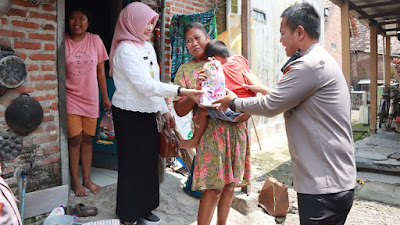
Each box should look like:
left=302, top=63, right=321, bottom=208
left=385, top=36, right=391, bottom=87
left=241, top=0, right=251, bottom=195
left=349, top=0, right=400, bottom=10
left=359, top=10, right=400, bottom=20
left=341, top=0, right=351, bottom=89
left=241, top=0, right=251, bottom=66
left=370, top=25, right=378, bottom=133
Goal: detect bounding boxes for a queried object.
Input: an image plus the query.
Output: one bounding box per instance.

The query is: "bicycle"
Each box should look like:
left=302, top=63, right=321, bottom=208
left=385, top=84, right=400, bottom=130
left=378, top=86, right=390, bottom=128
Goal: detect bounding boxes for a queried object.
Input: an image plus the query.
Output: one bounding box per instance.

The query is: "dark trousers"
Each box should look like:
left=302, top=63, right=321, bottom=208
left=298, top=189, right=354, bottom=225
left=112, top=106, right=160, bottom=222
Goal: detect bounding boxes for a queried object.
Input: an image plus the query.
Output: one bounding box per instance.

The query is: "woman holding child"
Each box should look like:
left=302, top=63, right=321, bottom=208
left=173, top=22, right=252, bottom=225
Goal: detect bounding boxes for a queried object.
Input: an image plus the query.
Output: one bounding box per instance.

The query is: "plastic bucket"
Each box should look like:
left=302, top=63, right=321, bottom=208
left=43, top=215, right=74, bottom=225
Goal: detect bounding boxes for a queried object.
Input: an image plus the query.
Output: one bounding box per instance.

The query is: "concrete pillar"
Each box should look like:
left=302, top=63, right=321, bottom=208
left=385, top=36, right=391, bottom=87
left=370, top=25, right=378, bottom=133
left=341, top=0, right=351, bottom=89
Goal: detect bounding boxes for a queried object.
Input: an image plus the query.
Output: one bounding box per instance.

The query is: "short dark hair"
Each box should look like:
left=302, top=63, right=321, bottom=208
left=280, top=2, right=320, bottom=39
left=205, top=39, right=231, bottom=58
left=184, top=22, right=208, bottom=38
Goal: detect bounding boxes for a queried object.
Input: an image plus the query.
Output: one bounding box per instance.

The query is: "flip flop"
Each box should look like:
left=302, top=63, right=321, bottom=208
left=66, top=203, right=98, bottom=217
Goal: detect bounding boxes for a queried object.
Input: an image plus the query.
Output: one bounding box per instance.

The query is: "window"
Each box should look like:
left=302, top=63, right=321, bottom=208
left=252, top=9, right=266, bottom=21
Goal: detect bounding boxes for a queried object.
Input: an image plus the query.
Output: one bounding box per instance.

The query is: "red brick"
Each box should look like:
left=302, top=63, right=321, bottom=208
left=29, top=54, right=55, bottom=61
left=42, top=115, right=54, bottom=122
left=12, top=20, right=39, bottom=29
left=51, top=102, right=58, bottom=110
left=41, top=65, right=54, bottom=71
left=36, top=149, right=44, bottom=157
left=33, top=94, right=56, bottom=102
left=29, top=11, right=56, bottom=21
left=15, top=41, right=41, bottom=49
left=42, top=24, right=55, bottom=30
left=0, top=29, right=25, bottom=38
left=186, top=6, right=195, bottom=11
left=15, top=52, right=27, bottom=60
left=27, top=64, right=39, bottom=71
left=7, top=8, right=27, bottom=17
left=1, top=18, right=7, bottom=24
left=35, top=83, right=57, bottom=91
left=53, top=164, right=60, bottom=174
left=31, top=74, right=56, bottom=81
left=175, top=2, right=184, bottom=8
left=45, top=44, right=55, bottom=50
left=8, top=86, right=35, bottom=94
left=0, top=39, right=11, bottom=47
left=29, top=33, right=55, bottom=41
left=42, top=4, right=55, bottom=11
left=45, top=146, right=59, bottom=155
left=35, top=153, right=60, bottom=165
left=45, top=124, right=57, bottom=132
left=42, top=106, right=50, bottom=113
left=13, top=0, right=40, bottom=8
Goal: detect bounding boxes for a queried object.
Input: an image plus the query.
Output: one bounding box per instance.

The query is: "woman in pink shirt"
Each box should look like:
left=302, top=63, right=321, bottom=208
left=65, top=8, right=111, bottom=197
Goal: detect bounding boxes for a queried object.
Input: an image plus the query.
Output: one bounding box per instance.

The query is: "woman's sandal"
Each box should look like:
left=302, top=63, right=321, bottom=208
left=66, top=203, right=98, bottom=217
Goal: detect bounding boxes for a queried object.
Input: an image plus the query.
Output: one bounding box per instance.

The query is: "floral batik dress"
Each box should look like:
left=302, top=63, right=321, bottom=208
left=174, top=62, right=251, bottom=191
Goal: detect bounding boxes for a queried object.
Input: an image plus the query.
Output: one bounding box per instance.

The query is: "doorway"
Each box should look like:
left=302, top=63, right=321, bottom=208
left=65, top=0, right=123, bottom=170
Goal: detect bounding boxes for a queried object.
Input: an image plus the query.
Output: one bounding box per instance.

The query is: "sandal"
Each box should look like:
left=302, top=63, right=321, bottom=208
left=66, top=203, right=98, bottom=217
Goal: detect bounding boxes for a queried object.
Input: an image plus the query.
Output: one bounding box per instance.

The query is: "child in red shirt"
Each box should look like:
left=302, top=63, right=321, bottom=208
left=180, top=40, right=257, bottom=149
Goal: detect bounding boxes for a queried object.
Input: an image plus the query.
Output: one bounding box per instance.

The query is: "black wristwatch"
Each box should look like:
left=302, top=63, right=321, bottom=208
left=229, top=98, right=237, bottom=112
left=177, top=87, right=183, bottom=97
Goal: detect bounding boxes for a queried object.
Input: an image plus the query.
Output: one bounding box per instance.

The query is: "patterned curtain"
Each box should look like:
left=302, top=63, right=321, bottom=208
left=169, top=9, right=217, bottom=81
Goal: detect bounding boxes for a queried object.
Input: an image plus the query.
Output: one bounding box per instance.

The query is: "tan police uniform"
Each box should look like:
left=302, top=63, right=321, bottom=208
left=234, top=43, right=356, bottom=195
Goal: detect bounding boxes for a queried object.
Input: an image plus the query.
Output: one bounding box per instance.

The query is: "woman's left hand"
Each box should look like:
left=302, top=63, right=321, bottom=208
left=102, top=98, right=112, bottom=111
left=233, top=113, right=251, bottom=125
left=163, top=112, right=176, bottom=130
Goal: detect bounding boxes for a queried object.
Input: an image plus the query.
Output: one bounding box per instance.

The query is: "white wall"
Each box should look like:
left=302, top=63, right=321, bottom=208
left=236, top=0, right=325, bottom=147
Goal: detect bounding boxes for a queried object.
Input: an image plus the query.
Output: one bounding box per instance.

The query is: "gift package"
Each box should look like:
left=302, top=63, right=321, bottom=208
left=199, top=60, right=226, bottom=107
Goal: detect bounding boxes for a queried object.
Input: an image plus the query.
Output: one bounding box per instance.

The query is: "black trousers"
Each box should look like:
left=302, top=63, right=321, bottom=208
left=297, top=189, right=354, bottom=225
left=112, top=106, right=160, bottom=222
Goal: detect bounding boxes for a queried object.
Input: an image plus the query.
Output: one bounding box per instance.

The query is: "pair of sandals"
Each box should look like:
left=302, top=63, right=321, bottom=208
left=66, top=203, right=98, bottom=217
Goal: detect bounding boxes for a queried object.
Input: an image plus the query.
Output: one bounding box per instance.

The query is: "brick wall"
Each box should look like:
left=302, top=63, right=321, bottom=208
left=324, top=1, right=342, bottom=69
left=0, top=0, right=60, bottom=192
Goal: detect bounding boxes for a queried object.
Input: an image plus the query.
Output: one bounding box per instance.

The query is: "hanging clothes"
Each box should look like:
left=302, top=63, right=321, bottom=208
left=169, top=9, right=217, bottom=81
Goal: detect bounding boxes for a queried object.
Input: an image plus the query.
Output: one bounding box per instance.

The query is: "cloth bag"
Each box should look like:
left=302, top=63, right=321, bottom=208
left=159, top=125, right=180, bottom=158
left=258, top=177, right=289, bottom=217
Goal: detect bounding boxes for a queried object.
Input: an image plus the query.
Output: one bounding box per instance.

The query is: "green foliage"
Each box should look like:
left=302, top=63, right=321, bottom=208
left=352, top=123, right=370, bottom=142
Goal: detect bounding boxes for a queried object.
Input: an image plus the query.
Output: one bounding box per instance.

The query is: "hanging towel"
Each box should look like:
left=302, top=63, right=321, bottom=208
left=169, top=9, right=218, bottom=81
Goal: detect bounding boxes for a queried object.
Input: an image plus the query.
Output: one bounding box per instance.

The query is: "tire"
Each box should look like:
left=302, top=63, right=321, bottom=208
left=379, top=101, right=386, bottom=128
left=386, top=116, right=393, bottom=130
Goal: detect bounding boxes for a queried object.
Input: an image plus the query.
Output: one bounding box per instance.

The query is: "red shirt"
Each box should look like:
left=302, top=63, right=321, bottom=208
left=222, top=56, right=257, bottom=98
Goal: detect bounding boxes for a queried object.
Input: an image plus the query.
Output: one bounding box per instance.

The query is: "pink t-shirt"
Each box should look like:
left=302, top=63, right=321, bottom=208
left=65, top=33, right=108, bottom=118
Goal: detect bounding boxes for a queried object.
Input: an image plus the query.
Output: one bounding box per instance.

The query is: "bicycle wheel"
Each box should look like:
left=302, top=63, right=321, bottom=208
left=379, top=101, right=388, bottom=128
left=379, top=102, right=386, bottom=128
left=386, top=116, right=393, bottom=130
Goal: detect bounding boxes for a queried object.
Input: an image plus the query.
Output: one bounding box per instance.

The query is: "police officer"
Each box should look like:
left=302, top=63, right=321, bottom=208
left=214, top=2, right=356, bottom=225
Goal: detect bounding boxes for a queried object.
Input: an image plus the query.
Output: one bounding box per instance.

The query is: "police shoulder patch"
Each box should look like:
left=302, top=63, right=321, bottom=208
left=283, top=66, right=291, bottom=75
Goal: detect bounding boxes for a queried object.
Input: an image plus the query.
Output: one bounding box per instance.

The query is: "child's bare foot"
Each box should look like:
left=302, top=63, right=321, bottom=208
left=72, top=181, right=88, bottom=197
left=83, top=179, right=100, bottom=194
left=179, top=139, right=197, bottom=149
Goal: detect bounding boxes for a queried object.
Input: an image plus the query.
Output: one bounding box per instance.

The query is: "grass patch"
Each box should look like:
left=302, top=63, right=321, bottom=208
left=352, top=123, right=370, bottom=142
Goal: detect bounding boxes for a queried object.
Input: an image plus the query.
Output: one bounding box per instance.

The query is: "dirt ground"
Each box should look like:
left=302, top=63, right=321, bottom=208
left=251, top=150, right=400, bottom=225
